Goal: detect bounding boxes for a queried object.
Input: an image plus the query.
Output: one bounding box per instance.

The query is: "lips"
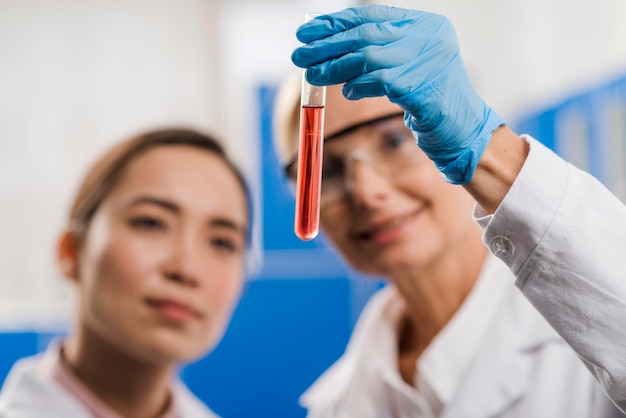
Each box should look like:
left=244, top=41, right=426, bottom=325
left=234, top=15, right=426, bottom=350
left=145, top=298, right=202, bottom=322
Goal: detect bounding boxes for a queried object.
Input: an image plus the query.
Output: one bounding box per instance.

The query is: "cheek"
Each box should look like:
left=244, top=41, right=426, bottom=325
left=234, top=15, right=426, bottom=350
left=406, top=164, right=446, bottom=196
left=78, top=227, right=162, bottom=319
left=320, top=206, right=376, bottom=273
left=205, top=263, right=245, bottom=317
left=320, top=206, right=345, bottom=242
left=197, top=263, right=245, bottom=349
left=403, top=166, right=471, bottom=220
left=427, top=184, right=477, bottom=243
left=96, top=236, right=154, bottom=287
left=320, top=204, right=354, bottom=253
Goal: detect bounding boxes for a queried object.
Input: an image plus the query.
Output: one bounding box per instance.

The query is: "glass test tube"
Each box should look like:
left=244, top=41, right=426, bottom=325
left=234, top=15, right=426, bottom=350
left=294, top=13, right=326, bottom=241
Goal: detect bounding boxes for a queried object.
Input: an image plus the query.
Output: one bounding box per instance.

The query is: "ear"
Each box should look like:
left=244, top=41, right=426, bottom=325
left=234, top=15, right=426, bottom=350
left=57, top=230, right=79, bottom=282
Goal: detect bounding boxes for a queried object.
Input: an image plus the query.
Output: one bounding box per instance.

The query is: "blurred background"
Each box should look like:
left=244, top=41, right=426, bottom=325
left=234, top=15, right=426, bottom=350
left=0, top=0, right=625, bottom=416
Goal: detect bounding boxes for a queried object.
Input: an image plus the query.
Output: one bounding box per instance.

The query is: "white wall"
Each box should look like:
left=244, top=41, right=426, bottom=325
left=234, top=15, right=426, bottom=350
left=0, top=0, right=223, bottom=327
left=362, top=0, right=626, bottom=119
left=0, top=0, right=625, bottom=327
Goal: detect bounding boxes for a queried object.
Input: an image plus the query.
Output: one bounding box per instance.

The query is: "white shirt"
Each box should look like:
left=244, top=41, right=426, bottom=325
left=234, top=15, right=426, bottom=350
left=0, top=342, right=219, bottom=418
left=301, top=256, right=512, bottom=418
left=308, top=134, right=626, bottom=416
left=301, top=252, right=621, bottom=417
left=416, top=255, right=510, bottom=411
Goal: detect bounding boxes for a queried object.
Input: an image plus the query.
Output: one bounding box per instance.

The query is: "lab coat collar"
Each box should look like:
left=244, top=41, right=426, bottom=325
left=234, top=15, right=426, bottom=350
left=301, top=257, right=565, bottom=417
left=299, top=285, right=400, bottom=413
left=0, top=348, right=91, bottom=417
left=0, top=339, right=220, bottom=418
left=441, top=267, right=565, bottom=417
left=416, top=254, right=513, bottom=407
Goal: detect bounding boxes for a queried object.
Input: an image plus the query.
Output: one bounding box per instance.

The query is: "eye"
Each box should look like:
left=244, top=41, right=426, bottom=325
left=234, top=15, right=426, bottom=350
left=383, top=133, right=411, bottom=150
left=285, top=161, right=298, bottom=182
left=321, top=158, right=344, bottom=180
left=210, top=237, right=240, bottom=254
left=130, top=216, right=165, bottom=231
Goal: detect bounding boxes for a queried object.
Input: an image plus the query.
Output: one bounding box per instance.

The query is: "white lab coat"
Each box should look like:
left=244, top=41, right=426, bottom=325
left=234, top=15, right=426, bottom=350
left=301, top=136, right=626, bottom=418
left=477, top=136, right=626, bottom=412
left=0, top=343, right=219, bottom=418
left=301, top=256, right=623, bottom=418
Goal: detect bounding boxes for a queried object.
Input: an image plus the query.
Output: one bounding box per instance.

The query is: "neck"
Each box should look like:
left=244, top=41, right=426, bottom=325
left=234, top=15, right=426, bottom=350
left=63, top=323, right=174, bottom=418
left=390, top=225, right=488, bottom=356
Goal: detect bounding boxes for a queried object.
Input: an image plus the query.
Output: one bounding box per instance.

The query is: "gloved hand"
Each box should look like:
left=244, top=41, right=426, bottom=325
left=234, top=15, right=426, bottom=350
left=291, top=5, right=506, bottom=184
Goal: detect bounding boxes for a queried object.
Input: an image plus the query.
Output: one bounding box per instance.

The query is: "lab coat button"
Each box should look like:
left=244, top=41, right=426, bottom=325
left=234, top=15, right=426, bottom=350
left=490, top=235, right=514, bottom=258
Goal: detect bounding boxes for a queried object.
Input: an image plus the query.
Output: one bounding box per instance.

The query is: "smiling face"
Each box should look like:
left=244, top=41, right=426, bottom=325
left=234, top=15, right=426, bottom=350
left=65, top=145, right=248, bottom=365
left=319, top=85, right=478, bottom=276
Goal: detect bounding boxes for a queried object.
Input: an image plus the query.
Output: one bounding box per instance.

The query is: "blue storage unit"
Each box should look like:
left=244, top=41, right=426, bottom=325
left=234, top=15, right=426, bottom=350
left=513, top=74, right=626, bottom=199
left=0, top=332, right=40, bottom=387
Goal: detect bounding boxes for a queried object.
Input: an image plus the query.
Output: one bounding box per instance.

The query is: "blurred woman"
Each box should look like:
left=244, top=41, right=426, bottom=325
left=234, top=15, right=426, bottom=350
left=273, top=73, right=622, bottom=417
left=0, top=128, right=251, bottom=418
left=287, top=5, right=626, bottom=416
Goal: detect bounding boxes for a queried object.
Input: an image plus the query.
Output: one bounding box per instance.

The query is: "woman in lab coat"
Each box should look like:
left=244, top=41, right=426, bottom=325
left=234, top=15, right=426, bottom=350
left=0, top=129, right=251, bottom=418
left=274, top=5, right=626, bottom=417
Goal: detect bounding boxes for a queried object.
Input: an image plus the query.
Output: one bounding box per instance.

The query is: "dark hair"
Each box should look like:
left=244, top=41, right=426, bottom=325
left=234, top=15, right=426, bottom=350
left=68, top=128, right=252, bottom=244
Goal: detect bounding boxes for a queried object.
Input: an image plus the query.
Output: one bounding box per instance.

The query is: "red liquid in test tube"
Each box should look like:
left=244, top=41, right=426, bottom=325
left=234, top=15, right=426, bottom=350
left=294, top=104, right=325, bottom=241
left=294, top=13, right=326, bottom=241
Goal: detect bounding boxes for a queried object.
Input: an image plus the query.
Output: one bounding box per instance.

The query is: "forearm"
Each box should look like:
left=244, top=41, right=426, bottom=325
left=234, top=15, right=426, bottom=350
left=464, top=125, right=529, bottom=214
left=474, top=134, right=626, bottom=411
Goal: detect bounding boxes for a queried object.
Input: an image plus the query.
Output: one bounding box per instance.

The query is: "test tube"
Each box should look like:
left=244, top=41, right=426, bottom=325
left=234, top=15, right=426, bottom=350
left=294, top=13, right=326, bottom=241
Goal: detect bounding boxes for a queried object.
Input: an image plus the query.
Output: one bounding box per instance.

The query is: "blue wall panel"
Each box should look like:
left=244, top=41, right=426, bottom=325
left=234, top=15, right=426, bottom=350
left=0, top=332, right=39, bottom=388
left=182, top=278, right=353, bottom=418
left=515, top=74, right=626, bottom=193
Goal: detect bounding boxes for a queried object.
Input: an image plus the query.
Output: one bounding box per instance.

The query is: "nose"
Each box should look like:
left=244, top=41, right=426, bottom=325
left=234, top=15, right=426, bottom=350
left=163, top=233, right=203, bottom=288
left=345, top=152, right=390, bottom=209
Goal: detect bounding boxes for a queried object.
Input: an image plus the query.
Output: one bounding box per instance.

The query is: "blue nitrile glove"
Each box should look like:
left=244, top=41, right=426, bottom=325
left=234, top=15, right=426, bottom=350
left=291, top=5, right=506, bottom=184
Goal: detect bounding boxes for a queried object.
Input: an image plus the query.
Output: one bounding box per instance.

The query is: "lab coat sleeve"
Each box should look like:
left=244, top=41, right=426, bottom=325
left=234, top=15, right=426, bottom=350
left=474, top=136, right=626, bottom=412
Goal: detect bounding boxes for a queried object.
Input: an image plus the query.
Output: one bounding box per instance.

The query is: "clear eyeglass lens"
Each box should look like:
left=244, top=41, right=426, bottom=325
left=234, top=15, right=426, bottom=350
left=286, top=117, right=425, bottom=207
left=319, top=131, right=420, bottom=205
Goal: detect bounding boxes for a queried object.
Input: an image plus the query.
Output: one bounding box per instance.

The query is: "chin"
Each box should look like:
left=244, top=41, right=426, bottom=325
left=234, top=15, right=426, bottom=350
left=354, top=246, right=434, bottom=276
left=132, top=332, right=211, bottom=365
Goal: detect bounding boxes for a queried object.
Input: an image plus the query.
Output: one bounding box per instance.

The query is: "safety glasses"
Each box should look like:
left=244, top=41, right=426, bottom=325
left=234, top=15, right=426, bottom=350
left=284, top=112, right=430, bottom=206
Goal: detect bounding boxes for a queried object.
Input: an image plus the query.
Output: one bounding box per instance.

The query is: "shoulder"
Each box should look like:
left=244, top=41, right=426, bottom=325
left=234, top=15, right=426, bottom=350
left=0, top=353, right=89, bottom=418
left=173, top=380, right=221, bottom=418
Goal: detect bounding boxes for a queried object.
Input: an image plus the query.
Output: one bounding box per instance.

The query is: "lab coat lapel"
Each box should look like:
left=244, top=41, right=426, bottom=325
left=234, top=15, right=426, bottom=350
left=441, top=330, right=533, bottom=417
left=441, top=291, right=561, bottom=418
left=0, top=364, right=91, bottom=417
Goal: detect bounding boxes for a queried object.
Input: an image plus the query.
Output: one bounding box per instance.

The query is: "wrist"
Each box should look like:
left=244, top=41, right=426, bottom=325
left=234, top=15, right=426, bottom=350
left=465, top=126, right=529, bottom=214
left=413, top=108, right=506, bottom=185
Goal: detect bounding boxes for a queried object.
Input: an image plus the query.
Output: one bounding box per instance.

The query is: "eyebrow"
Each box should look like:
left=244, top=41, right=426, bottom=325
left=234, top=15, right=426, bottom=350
left=128, top=196, right=179, bottom=213
left=209, top=218, right=249, bottom=239
left=284, top=111, right=405, bottom=176
left=128, top=196, right=249, bottom=238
